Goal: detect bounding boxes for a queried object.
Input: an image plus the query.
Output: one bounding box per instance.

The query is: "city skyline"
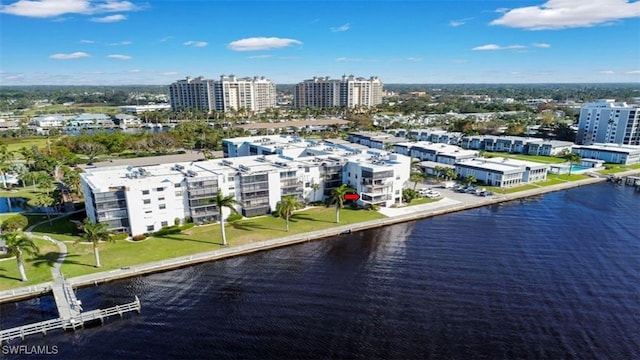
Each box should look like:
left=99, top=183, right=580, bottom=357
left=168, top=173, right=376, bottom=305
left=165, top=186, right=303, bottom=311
left=1, top=0, right=639, bottom=85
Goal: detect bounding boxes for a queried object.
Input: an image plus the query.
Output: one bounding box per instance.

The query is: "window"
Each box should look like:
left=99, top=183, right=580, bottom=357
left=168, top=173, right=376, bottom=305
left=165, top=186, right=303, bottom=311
left=145, top=210, right=152, bottom=214
left=146, top=225, right=154, bottom=231
left=174, top=183, right=181, bottom=188
left=161, top=221, right=168, bottom=227
left=305, top=167, right=310, bottom=173
left=158, top=197, right=165, bottom=201
left=142, top=190, right=150, bottom=195
left=159, top=204, right=166, bottom=210
left=175, top=191, right=182, bottom=197
left=143, top=199, right=151, bottom=205
left=156, top=187, right=164, bottom=192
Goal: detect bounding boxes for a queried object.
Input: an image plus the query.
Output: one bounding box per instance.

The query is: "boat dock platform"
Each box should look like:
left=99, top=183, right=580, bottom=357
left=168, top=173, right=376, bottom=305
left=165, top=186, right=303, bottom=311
left=0, top=277, right=140, bottom=344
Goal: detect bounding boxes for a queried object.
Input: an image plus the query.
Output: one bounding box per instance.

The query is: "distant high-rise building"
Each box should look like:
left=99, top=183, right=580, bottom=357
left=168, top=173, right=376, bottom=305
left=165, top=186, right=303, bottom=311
left=577, top=99, right=640, bottom=145
left=294, top=75, right=383, bottom=109
left=169, top=75, right=276, bottom=113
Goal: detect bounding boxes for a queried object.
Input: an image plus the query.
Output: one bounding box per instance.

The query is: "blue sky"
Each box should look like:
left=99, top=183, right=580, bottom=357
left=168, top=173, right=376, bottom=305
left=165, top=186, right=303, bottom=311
left=1, top=0, right=639, bottom=85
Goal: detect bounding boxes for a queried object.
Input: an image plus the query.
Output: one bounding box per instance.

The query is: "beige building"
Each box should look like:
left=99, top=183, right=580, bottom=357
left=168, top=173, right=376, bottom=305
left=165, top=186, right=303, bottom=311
left=294, top=75, right=383, bottom=109
left=169, top=75, right=276, bottom=114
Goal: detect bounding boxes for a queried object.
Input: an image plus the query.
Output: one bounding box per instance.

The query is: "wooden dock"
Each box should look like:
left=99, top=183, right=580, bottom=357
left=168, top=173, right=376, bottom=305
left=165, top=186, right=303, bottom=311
left=0, top=278, right=140, bottom=344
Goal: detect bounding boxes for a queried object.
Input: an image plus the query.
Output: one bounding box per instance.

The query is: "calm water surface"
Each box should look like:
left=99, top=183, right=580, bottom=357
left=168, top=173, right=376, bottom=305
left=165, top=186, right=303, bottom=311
left=1, top=183, right=638, bottom=359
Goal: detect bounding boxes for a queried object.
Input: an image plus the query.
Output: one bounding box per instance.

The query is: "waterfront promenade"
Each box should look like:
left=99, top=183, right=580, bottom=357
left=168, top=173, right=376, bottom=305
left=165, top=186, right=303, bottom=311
left=0, top=171, right=636, bottom=304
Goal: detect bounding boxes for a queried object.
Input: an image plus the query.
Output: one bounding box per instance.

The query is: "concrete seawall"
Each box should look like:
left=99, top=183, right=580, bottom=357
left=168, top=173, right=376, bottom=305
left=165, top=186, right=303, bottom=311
left=0, top=172, right=634, bottom=304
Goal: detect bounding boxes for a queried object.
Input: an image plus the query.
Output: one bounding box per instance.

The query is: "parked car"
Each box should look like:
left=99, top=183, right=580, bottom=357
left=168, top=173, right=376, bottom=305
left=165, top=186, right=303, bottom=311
left=478, top=190, right=494, bottom=197
left=464, top=186, right=478, bottom=194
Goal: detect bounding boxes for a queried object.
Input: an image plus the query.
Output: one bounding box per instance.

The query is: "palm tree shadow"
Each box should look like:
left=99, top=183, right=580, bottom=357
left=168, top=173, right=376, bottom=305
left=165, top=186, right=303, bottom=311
left=155, top=234, right=217, bottom=245
left=0, top=266, right=22, bottom=281
left=31, top=251, right=60, bottom=268
left=60, top=254, right=97, bottom=268
left=290, top=214, right=333, bottom=223
left=230, top=221, right=279, bottom=231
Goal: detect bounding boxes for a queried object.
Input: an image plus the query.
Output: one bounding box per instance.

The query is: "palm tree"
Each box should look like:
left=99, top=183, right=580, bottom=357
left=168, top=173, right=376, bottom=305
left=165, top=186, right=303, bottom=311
left=310, top=182, right=321, bottom=202
left=28, top=194, right=55, bottom=225
left=328, top=184, right=353, bottom=223
left=275, top=195, right=304, bottom=232
left=465, top=175, right=477, bottom=186
left=0, top=144, right=15, bottom=188
left=75, top=220, right=111, bottom=268
left=3, top=231, right=39, bottom=282
left=214, top=189, right=239, bottom=246
left=410, top=172, right=425, bottom=190
left=565, top=152, right=581, bottom=176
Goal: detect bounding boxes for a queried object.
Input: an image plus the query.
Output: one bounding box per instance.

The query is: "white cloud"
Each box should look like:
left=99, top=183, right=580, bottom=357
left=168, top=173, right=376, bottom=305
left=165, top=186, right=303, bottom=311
left=472, top=44, right=527, bottom=51
left=228, top=37, right=302, bottom=51
left=490, top=0, right=640, bottom=30
left=161, top=71, right=179, bottom=76
left=472, top=44, right=501, bottom=51
left=128, top=69, right=141, bottom=73
left=626, top=70, right=640, bottom=74
left=157, top=36, right=174, bottom=43
left=90, top=14, right=125, bottom=22
left=330, top=23, right=350, bottom=32
left=248, top=55, right=273, bottom=59
left=532, top=42, right=551, bottom=48
left=336, top=57, right=361, bottom=62
left=108, top=54, right=131, bottom=60
left=109, top=40, right=132, bottom=45
left=0, top=0, right=138, bottom=18
left=449, top=17, right=472, bottom=27
left=49, top=52, right=91, bottom=59
left=184, top=41, right=208, bottom=48
left=79, top=39, right=95, bottom=44
left=599, top=70, right=615, bottom=74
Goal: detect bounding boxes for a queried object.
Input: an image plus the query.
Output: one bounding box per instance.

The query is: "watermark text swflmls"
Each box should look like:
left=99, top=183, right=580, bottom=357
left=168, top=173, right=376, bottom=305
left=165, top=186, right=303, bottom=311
left=2, top=345, right=59, bottom=355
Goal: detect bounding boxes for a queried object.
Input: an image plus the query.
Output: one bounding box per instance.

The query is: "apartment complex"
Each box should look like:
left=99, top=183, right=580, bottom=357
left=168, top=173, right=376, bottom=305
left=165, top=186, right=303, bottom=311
left=82, top=135, right=410, bottom=236
left=571, top=143, right=640, bottom=165
left=576, top=100, right=640, bottom=145
left=461, top=135, right=573, bottom=156
left=168, top=75, right=276, bottom=113
left=455, top=157, right=549, bottom=188
left=294, top=75, right=383, bottom=109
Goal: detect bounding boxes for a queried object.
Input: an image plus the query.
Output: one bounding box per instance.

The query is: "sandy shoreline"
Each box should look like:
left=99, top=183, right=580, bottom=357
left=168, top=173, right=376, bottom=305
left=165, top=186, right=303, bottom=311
left=1, top=172, right=636, bottom=304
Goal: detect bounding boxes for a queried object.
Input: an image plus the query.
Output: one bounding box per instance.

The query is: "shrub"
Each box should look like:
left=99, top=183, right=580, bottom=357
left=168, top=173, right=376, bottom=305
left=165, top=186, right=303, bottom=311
left=111, top=233, right=129, bottom=241
left=226, top=213, right=243, bottom=222
left=132, top=234, right=147, bottom=241
left=174, top=217, right=181, bottom=226
left=153, top=226, right=182, bottom=236
left=349, top=202, right=359, bottom=210
left=1, top=214, right=28, bottom=232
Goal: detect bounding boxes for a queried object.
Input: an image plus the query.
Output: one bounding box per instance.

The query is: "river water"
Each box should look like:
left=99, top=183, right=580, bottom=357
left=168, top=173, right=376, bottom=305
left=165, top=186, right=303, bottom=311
left=1, top=182, right=638, bottom=359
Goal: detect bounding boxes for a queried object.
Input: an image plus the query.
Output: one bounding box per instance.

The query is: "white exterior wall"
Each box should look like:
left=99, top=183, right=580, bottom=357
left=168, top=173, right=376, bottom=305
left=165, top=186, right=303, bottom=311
left=125, top=175, right=188, bottom=236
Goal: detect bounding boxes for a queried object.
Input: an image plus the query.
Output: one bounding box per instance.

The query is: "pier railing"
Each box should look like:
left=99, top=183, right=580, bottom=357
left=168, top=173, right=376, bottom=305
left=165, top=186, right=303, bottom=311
left=0, top=296, right=141, bottom=344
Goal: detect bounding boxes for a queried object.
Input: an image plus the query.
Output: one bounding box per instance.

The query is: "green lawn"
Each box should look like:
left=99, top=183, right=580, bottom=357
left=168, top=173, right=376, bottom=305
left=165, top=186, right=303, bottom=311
left=407, top=197, right=441, bottom=206
left=597, top=163, right=640, bottom=175
left=547, top=173, right=589, bottom=181
left=0, top=137, right=51, bottom=155
left=0, top=237, right=59, bottom=290
left=56, top=207, right=385, bottom=279
left=483, top=152, right=568, bottom=164
left=487, top=184, right=540, bottom=194
left=0, top=187, right=44, bottom=203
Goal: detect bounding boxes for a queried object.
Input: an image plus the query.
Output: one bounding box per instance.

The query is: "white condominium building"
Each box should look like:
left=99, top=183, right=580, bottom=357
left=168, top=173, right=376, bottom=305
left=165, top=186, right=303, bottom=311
left=455, top=157, right=549, bottom=188
left=168, top=76, right=215, bottom=113
left=294, top=75, right=383, bottom=109
left=82, top=136, right=410, bottom=236
left=169, top=75, right=276, bottom=114
left=213, top=75, right=276, bottom=113
left=577, top=99, right=640, bottom=145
